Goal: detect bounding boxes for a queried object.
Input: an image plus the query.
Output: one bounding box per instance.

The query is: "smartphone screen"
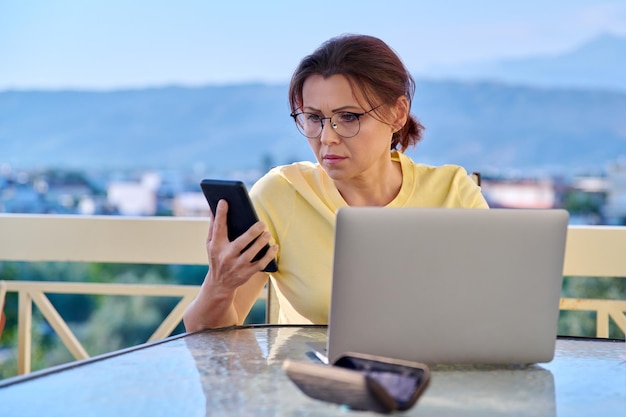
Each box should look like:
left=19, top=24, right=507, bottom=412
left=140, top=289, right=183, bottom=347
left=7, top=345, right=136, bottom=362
left=200, top=179, right=278, bottom=273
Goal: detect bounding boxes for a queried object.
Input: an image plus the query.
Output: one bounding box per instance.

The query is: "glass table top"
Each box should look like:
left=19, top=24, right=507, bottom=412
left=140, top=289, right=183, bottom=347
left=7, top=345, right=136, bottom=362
left=0, top=325, right=624, bottom=416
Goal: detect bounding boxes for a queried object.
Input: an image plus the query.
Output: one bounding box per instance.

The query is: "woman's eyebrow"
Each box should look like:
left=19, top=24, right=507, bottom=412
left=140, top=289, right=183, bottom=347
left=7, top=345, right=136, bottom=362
left=302, top=104, right=363, bottom=113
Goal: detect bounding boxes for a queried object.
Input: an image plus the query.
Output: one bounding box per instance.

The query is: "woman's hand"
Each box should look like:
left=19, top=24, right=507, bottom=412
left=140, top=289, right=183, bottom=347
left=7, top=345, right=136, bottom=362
left=183, top=199, right=278, bottom=331
left=206, top=199, right=277, bottom=290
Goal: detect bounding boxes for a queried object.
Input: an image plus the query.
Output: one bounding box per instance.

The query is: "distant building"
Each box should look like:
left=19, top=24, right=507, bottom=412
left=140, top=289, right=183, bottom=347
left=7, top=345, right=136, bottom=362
left=570, top=176, right=608, bottom=194
left=107, top=182, right=156, bottom=216
left=0, top=186, right=41, bottom=213
left=173, top=192, right=210, bottom=217
left=481, top=178, right=559, bottom=209
left=603, top=159, right=626, bottom=225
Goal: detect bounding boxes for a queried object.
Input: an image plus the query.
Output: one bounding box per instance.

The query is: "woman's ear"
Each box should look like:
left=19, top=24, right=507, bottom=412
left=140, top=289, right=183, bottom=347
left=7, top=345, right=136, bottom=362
left=391, top=95, right=409, bottom=132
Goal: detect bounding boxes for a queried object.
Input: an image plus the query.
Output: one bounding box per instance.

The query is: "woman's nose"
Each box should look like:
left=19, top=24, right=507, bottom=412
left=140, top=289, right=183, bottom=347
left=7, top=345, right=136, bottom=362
left=319, top=120, right=341, bottom=145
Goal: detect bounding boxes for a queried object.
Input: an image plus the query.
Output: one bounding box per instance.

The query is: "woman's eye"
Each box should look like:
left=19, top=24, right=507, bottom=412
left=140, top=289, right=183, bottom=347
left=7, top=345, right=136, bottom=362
left=338, top=112, right=358, bottom=123
left=306, top=114, right=322, bottom=123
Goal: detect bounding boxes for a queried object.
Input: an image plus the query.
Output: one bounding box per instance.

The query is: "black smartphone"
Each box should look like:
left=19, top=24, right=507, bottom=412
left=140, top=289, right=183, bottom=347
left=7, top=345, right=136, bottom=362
left=200, top=179, right=278, bottom=273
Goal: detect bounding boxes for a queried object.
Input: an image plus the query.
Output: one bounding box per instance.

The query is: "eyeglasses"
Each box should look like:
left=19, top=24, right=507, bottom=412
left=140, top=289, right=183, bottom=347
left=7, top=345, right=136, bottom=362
left=290, top=105, right=381, bottom=139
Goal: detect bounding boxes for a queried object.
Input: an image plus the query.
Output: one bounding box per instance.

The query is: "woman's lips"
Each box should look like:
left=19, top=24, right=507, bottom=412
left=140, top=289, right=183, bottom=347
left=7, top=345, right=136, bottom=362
left=323, top=154, right=346, bottom=165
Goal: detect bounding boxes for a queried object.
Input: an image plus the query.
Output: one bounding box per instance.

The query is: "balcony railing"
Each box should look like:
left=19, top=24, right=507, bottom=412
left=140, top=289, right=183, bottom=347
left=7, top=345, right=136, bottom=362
left=1, top=213, right=625, bottom=375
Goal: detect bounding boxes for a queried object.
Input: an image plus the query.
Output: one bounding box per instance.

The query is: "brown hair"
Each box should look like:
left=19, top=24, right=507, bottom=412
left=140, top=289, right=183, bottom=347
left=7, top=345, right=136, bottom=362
left=288, top=34, right=424, bottom=152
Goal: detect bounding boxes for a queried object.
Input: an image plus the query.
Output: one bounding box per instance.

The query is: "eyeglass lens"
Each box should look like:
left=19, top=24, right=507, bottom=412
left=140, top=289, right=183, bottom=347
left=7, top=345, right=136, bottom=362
left=294, top=112, right=361, bottom=139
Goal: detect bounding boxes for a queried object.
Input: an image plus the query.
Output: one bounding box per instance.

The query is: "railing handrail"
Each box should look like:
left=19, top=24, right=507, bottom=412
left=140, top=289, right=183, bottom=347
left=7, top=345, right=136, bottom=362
left=564, top=225, right=626, bottom=277
left=0, top=213, right=208, bottom=265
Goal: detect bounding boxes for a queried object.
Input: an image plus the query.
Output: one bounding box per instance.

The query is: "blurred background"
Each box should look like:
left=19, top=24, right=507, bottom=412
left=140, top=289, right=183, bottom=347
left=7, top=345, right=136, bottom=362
left=1, top=0, right=625, bottom=223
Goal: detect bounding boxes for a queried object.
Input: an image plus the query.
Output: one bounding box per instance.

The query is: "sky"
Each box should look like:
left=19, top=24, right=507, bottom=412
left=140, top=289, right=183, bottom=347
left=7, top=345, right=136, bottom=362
left=1, top=0, right=625, bottom=90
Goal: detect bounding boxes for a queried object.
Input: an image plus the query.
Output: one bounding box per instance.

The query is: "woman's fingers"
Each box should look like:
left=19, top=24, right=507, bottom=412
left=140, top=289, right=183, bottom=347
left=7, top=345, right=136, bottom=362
left=256, top=243, right=279, bottom=271
left=205, top=198, right=276, bottom=274
left=210, top=200, right=229, bottom=242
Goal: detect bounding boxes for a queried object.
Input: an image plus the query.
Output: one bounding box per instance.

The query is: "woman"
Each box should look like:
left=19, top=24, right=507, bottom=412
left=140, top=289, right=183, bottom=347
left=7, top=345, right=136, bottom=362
left=184, top=34, right=488, bottom=331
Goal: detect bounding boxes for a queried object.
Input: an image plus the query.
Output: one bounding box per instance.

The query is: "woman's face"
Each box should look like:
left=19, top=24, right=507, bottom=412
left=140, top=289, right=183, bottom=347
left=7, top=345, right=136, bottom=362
left=300, top=74, right=404, bottom=183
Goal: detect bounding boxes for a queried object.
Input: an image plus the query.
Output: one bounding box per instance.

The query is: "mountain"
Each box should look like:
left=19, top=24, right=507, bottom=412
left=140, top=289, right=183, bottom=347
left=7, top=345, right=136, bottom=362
left=422, top=33, right=626, bottom=92
left=409, top=81, right=626, bottom=174
left=0, top=81, right=625, bottom=176
left=0, top=85, right=301, bottom=174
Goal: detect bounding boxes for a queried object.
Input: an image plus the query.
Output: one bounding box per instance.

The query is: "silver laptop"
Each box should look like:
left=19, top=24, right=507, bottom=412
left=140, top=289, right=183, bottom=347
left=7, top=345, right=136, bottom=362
left=323, top=207, right=569, bottom=365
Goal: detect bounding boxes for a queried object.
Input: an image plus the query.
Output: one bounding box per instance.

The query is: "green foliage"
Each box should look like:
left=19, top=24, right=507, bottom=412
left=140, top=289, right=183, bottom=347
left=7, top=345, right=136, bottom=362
left=1, top=261, right=91, bottom=282
left=558, top=276, right=626, bottom=339
left=561, top=276, right=626, bottom=300
left=167, top=264, right=207, bottom=286
left=0, top=312, right=59, bottom=379
left=0, top=261, right=192, bottom=379
left=244, top=299, right=266, bottom=325
left=0, top=263, right=20, bottom=332
left=561, top=191, right=604, bottom=215
left=87, top=262, right=172, bottom=284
